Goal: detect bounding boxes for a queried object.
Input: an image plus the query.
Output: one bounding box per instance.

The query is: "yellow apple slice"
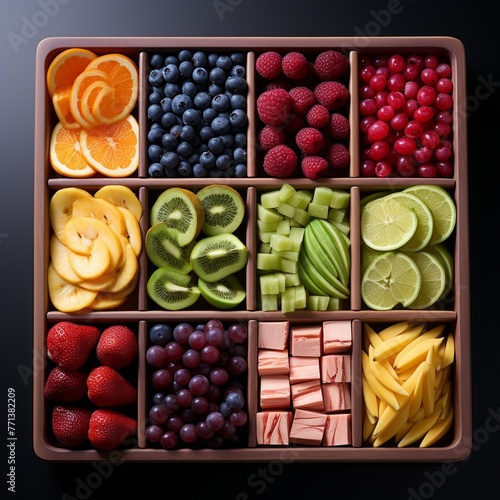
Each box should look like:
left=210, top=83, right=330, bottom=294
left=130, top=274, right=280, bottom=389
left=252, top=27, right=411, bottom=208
left=49, top=187, right=93, bottom=239
left=78, top=271, right=117, bottom=292
left=67, top=238, right=111, bottom=280
left=48, top=262, right=98, bottom=312
left=105, top=244, right=138, bottom=293
left=89, top=293, right=127, bottom=310
left=49, top=234, right=82, bottom=284
left=94, top=185, right=143, bottom=221
left=72, top=197, right=127, bottom=237
left=118, top=206, right=142, bottom=256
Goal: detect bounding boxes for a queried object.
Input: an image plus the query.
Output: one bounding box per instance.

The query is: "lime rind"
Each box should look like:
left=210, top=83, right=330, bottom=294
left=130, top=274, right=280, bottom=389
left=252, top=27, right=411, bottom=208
left=425, top=243, right=454, bottom=299
left=361, top=197, right=418, bottom=251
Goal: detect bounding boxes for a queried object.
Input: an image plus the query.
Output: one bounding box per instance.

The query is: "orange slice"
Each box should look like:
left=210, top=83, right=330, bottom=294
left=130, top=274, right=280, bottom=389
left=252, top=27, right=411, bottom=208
left=81, top=80, right=114, bottom=127
left=49, top=122, right=96, bottom=178
left=70, top=68, right=109, bottom=129
left=84, top=53, right=138, bottom=124
left=79, top=115, right=139, bottom=177
left=46, top=48, right=97, bottom=98
left=52, top=84, right=80, bottom=130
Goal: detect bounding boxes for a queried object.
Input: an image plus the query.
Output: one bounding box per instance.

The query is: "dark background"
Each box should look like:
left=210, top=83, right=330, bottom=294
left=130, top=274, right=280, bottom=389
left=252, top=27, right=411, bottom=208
left=1, top=0, right=498, bottom=498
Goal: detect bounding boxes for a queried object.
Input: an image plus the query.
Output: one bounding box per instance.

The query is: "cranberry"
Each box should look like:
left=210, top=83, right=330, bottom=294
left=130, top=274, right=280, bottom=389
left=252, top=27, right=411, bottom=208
left=404, top=81, right=420, bottom=99
left=434, top=144, right=452, bottom=161
left=387, top=73, right=406, bottom=91
left=436, top=110, right=453, bottom=124
left=390, top=112, right=409, bottom=131
left=370, top=73, right=387, bottom=91
left=374, top=90, right=389, bottom=108
left=420, top=68, right=439, bottom=85
left=434, top=93, right=453, bottom=111
left=388, top=54, right=405, bottom=73
left=402, top=99, right=419, bottom=117
left=360, top=84, right=376, bottom=99
left=413, top=106, right=434, bottom=123
left=394, top=137, right=416, bottom=155
left=436, top=160, right=453, bottom=177
left=360, top=65, right=377, bottom=83
left=418, top=163, right=438, bottom=177
left=436, top=63, right=452, bottom=79
left=396, top=155, right=417, bottom=177
left=368, top=120, right=389, bottom=141
left=375, top=66, right=390, bottom=79
left=360, top=99, right=377, bottom=116
left=375, top=160, right=392, bottom=177
left=406, top=54, right=424, bottom=70
left=374, top=56, right=389, bottom=68
left=403, top=63, right=420, bottom=81
left=436, top=78, right=453, bottom=93
left=405, top=120, right=424, bottom=139
left=421, top=130, right=441, bottom=150
left=361, top=159, right=376, bottom=177
left=369, top=140, right=390, bottom=161
left=424, top=54, right=439, bottom=69
left=413, top=146, right=434, bottom=164
left=360, top=115, right=377, bottom=134
left=377, top=105, right=395, bottom=121
left=417, top=85, right=437, bottom=106
left=434, top=122, right=451, bottom=137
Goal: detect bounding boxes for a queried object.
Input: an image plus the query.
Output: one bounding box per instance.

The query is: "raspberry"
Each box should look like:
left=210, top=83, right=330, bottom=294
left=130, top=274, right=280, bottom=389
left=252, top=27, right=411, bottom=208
left=314, top=50, right=349, bottom=81
left=314, top=81, right=349, bottom=110
left=301, top=156, right=329, bottom=179
left=288, top=86, right=317, bottom=115
left=282, top=51, right=309, bottom=80
left=256, top=51, right=282, bottom=80
left=327, top=142, right=350, bottom=169
left=256, top=89, right=291, bottom=127
left=306, top=104, right=330, bottom=129
left=263, top=144, right=298, bottom=177
left=284, top=114, right=307, bottom=135
left=328, top=113, right=350, bottom=140
left=258, top=124, right=286, bottom=151
left=264, top=79, right=291, bottom=92
left=295, top=127, right=325, bottom=155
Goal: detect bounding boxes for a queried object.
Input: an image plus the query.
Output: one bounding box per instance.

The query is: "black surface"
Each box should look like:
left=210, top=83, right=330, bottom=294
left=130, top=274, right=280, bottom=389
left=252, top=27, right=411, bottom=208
left=1, top=0, right=498, bottom=498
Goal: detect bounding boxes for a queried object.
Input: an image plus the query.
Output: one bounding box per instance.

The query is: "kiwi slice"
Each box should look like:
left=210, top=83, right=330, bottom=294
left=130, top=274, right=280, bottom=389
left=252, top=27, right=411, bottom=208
left=197, top=184, right=245, bottom=236
left=150, top=187, right=204, bottom=246
left=147, top=267, right=200, bottom=310
left=190, top=233, right=248, bottom=283
left=198, top=275, right=246, bottom=309
left=146, top=222, right=194, bottom=274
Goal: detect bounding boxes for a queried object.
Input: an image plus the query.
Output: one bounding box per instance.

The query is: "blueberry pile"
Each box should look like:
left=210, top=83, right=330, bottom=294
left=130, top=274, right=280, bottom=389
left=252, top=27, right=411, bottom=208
left=147, top=50, right=248, bottom=178
left=146, top=320, right=249, bottom=450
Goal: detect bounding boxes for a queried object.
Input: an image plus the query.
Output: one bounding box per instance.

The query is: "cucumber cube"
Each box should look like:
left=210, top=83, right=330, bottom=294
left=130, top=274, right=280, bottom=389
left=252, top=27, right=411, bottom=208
left=260, top=274, right=279, bottom=295
left=312, top=186, right=333, bottom=206
left=273, top=250, right=299, bottom=262
left=257, top=253, right=281, bottom=271
left=257, top=204, right=283, bottom=223
left=261, top=190, right=281, bottom=209
left=307, top=202, right=329, bottom=219
left=330, top=189, right=350, bottom=209
left=278, top=183, right=296, bottom=201
left=307, top=295, right=319, bottom=311
left=260, top=292, right=278, bottom=311
left=270, top=233, right=292, bottom=252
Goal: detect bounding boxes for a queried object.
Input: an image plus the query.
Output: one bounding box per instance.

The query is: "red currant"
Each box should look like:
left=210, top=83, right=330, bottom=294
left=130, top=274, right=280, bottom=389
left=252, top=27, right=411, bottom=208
left=387, top=73, right=406, bottom=91
left=394, top=137, right=416, bottom=155
left=375, top=160, right=392, bottom=177
left=390, top=112, right=409, bottom=131
left=388, top=54, right=405, bottom=73
left=370, top=73, right=387, bottom=91
left=420, top=68, right=438, bottom=85
left=417, top=85, right=437, bottom=106
left=434, top=93, right=453, bottom=111
left=360, top=99, right=377, bottom=116
left=369, top=140, right=390, bottom=161
left=413, top=106, right=434, bottom=123
left=361, top=159, right=376, bottom=176
left=368, top=120, right=389, bottom=141
left=377, top=105, right=395, bottom=121
left=418, top=163, right=438, bottom=177
left=387, top=91, right=406, bottom=109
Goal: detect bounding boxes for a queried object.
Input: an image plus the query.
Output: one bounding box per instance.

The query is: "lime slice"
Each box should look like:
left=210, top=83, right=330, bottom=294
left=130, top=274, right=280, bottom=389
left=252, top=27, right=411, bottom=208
left=361, top=197, right=418, bottom=251
left=425, top=243, right=454, bottom=299
left=406, top=251, right=446, bottom=309
left=361, top=251, right=421, bottom=310
left=360, top=190, right=387, bottom=208
left=403, top=185, right=456, bottom=245
left=361, top=245, right=381, bottom=275
left=385, top=192, right=434, bottom=252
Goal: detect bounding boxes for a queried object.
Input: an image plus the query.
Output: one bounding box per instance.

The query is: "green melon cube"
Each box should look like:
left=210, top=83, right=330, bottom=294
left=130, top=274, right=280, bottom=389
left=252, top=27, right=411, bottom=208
left=280, top=287, right=296, bottom=313
left=289, top=227, right=305, bottom=251
left=258, top=231, right=273, bottom=243
left=257, top=219, right=279, bottom=232
left=260, top=274, right=279, bottom=295
left=292, top=207, right=311, bottom=227
left=277, top=201, right=295, bottom=218
left=280, top=258, right=297, bottom=274
left=257, top=204, right=283, bottom=223
left=312, top=186, right=333, bottom=206
left=307, top=295, right=319, bottom=311
left=318, top=295, right=331, bottom=310
left=289, top=189, right=313, bottom=209
left=276, top=219, right=291, bottom=235
left=278, top=183, right=296, bottom=202
left=327, top=297, right=341, bottom=310
left=284, top=272, right=301, bottom=287
left=261, top=190, right=281, bottom=209
left=257, top=253, right=281, bottom=271
left=328, top=207, right=347, bottom=223
left=307, top=202, right=329, bottom=219
left=293, top=284, right=307, bottom=310
left=270, top=233, right=292, bottom=252
left=260, top=292, right=278, bottom=311
left=274, top=272, right=286, bottom=293
left=273, top=250, right=299, bottom=262
left=330, top=189, right=350, bottom=209
left=259, top=242, right=271, bottom=253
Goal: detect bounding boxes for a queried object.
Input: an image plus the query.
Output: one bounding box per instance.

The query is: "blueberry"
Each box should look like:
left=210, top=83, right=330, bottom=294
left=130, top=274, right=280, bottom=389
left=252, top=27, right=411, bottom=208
left=198, top=143, right=209, bottom=154
left=148, top=144, right=163, bottom=162
left=165, top=55, right=179, bottom=66
left=148, top=162, right=165, bottom=177
left=216, top=154, right=232, bottom=170
left=170, top=124, right=183, bottom=138
left=229, top=109, right=247, bottom=128
left=160, top=151, right=179, bottom=170
left=161, top=112, right=177, bottom=129
left=160, top=97, right=173, bottom=113
left=199, top=126, right=215, bottom=142
left=149, top=92, right=162, bottom=104
left=150, top=53, right=164, bottom=69
left=171, top=94, right=193, bottom=115
left=148, top=104, right=163, bottom=122
left=148, top=127, right=164, bottom=144
left=164, top=82, right=181, bottom=97
left=208, top=137, right=224, bottom=154
left=211, top=116, right=230, bottom=135
left=182, top=108, right=201, bottom=127
left=179, top=60, right=194, bottom=78
left=230, top=65, right=246, bottom=78
left=199, top=150, right=216, bottom=168
left=187, top=152, right=200, bottom=165
left=193, top=163, right=207, bottom=177
left=148, top=69, right=163, bottom=87
left=208, top=83, right=225, bottom=97
left=177, top=141, right=193, bottom=158
left=230, top=93, right=246, bottom=110
left=211, top=93, right=230, bottom=112
left=219, top=133, right=234, bottom=148
left=225, top=76, right=247, bottom=94
left=192, top=51, right=208, bottom=67
left=180, top=125, right=195, bottom=142
left=207, top=53, right=219, bottom=67
left=233, top=147, right=247, bottom=164
left=234, top=132, right=247, bottom=147
left=177, top=161, right=193, bottom=177
left=192, top=67, right=209, bottom=85
left=178, top=49, right=192, bottom=62
left=226, top=391, right=244, bottom=410
left=230, top=52, right=245, bottom=65
left=235, top=163, right=247, bottom=177
left=202, top=107, right=217, bottom=123
left=219, top=401, right=232, bottom=419
left=209, top=67, right=226, bottom=86
left=162, top=64, right=179, bottom=83
left=161, top=133, right=178, bottom=150
left=216, top=55, right=232, bottom=71
left=182, top=80, right=197, bottom=98
left=193, top=91, right=211, bottom=110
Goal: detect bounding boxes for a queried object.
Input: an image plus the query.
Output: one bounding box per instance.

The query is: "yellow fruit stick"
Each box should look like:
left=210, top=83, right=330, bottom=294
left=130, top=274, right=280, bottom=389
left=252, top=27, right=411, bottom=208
left=398, top=405, right=441, bottom=448
left=422, top=349, right=436, bottom=416
left=392, top=324, right=445, bottom=366
left=439, top=380, right=453, bottom=420
left=402, top=360, right=430, bottom=394
left=363, top=413, right=376, bottom=443
left=370, top=355, right=409, bottom=397
left=362, top=373, right=379, bottom=422
left=378, top=321, right=412, bottom=341
left=372, top=400, right=411, bottom=447
left=363, top=323, right=383, bottom=349
left=394, top=338, right=444, bottom=372
left=408, top=370, right=425, bottom=420
left=362, top=351, right=401, bottom=410
left=420, top=407, right=454, bottom=448
left=372, top=326, right=423, bottom=361
left=395, top=420, right=415, bottom=444
left=442, top=333, right=455, bottom=368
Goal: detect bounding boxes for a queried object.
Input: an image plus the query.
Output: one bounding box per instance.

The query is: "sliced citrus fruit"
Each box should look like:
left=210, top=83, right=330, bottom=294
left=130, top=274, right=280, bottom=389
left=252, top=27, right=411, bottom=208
left=385, top=192, right=434, bottom=252
left=79, top=115, right=139, bottom=177
left=425, top=243, right=454, bottom=299
left=80, top=80, right=114, bottom=127
left=361, top=251, right=421, bottom=310
left=403, top=185, right=457, bottom=245
left=52, top=84, right=80, bottom=130
left=69, top=68, right=108, bottom=128
left=49, top=122, right=96, bottom=178
left=85, top=53, right=138, bottom=124
left=406, top=251, right=446, bottom=309
left=361, top=196, right=418, bottom=251
left=46, top=47, right=97, bottom=98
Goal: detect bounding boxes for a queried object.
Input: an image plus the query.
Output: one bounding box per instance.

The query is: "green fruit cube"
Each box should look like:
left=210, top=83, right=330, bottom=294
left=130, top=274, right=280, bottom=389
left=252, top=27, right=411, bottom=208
left=276, top=219, right=291, bottom=235
left=330, top=219, right=350, bottom=236
left=278, top=183, right=296, bottom=202
left=257, top=253, right=281, bottom=271
left=259, top=242, right=271, bottom=253
left=289, top=189, right=313, bottom=209
left=258, top=230, right=273, bottom=243
left=292, top=207, right=311, bottom=227
left=330, top=189, right=350, bottom=209
left=284, top=272, right=301, bottom=287
left=260, top=274, right=279, bottom=295
left=328, top=297, right=341, bottom=310
left=274, top=272, right=286, bottom=293
left=261, top=190, right=281, bottom=209
left=260, top=292, right=278, bottom=311
left=280, top=287, right=296, bottom=313
left=289, top=227, right=305, bottom=251
left=328, top=207, right=347, bottom=223
left=273, top=250, right=299, bottom=262
left=277, top=201, right=295, bottom=218
left=312, top=186, right=333, bottom=206
left=307, top=295, right=319, bottom=311
left=270, top=233, right=292, bottom=252
left=307, top=202, right=329, bottom=219
left=280, top=258, right=297, bottom=274
left=293, top=284, right=307, bottom=309
left=257, top=204, right=283, bottom=223
left=257, top=220, right=279, bottom=232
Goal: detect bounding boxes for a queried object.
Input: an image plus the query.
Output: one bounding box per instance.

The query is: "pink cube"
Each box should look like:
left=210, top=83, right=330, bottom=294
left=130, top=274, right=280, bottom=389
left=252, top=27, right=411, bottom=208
left=322, top=382, right=351, bottom=412
left=290, top=325, right=322, bottom=357
left=322, top=413, right=352, bottom=446
left=258, top=349, right=290, bottom=376
left=289, top=409, right=327, bottom=446
left=258, top=321, right=289, bottom=351
left=322, top=320, right=352, bottom=354
left=256, top=411, right=292, bottom=445
left=291, top=380, right=324, bottom=411
left=320, top=355, right=351, bottom=383
left=260, top=375, right=291, bottom=410
left=289, top=356, right=320, bottom=384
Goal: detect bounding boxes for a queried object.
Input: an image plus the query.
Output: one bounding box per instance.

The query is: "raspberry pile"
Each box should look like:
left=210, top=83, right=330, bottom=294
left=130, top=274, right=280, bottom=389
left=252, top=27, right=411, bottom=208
left=146, top=50, right=248, bottom=178
left=359, top=53, right=454, bottom=178
left=255, top=50, right=350, bottom=179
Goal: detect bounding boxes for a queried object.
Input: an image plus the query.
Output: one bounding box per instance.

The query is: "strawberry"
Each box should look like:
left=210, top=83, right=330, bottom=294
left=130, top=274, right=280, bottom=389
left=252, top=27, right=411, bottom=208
left=301, top=155, right=330, bottom=179
left=46, top=321, right=100, bottom=370
left=263, top=144, right=298, bottom=178
left=44, top=366, right=88, bottom=402
left=96, top=325, right=137, bottom=369
left=87, top=366, right=137, bottom=407
left=313, top=50, right=349, bottom=81
left=88, top=409, right=137, bottom=450
left=256, top=89, right=291, bottom=127
left=51, top=405, right=91, bottom=447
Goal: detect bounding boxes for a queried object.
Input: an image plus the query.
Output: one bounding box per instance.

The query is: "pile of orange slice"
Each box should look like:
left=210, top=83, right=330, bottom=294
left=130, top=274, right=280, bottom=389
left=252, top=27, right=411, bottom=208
left=47, top=48, right=139, bottom=178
